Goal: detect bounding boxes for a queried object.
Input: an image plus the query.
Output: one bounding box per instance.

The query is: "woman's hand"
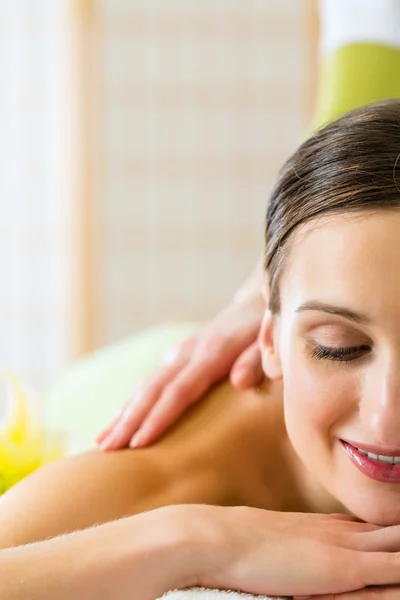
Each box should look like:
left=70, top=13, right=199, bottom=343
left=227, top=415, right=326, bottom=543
left=187, top=506, right=400, bottom=598
left=3, top=504, right=400, bottom=599
left=306, top=589, right=400, bottom=599
left=97, top=262, right=266, bottom=451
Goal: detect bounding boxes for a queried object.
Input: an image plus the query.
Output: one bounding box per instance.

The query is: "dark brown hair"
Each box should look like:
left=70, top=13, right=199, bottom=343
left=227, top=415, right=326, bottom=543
left=265, top=99, right=400, bottom=313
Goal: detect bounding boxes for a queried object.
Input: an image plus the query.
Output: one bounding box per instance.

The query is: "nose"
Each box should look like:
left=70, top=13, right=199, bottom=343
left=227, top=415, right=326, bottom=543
left=359, top=357, right=400, bottom=447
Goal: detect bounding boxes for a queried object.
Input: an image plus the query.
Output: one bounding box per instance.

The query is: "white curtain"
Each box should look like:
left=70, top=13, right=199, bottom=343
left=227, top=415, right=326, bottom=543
left=0, top=0, right=77, bottom=390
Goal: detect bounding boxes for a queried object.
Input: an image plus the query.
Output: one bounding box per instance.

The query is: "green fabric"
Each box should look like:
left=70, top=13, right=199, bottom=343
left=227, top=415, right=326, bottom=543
left=311, top=43, right=400, bottom=132
left=45, top=323, right=198, bottom=444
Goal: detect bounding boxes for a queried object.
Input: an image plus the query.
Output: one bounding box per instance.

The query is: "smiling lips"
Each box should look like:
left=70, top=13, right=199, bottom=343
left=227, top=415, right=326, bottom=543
left=341, top=440, right=400, bottom=483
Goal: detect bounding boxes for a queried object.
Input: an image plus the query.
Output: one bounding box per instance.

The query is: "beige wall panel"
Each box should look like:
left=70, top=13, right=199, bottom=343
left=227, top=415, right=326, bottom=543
left=97, top=0, right=311, bottom=342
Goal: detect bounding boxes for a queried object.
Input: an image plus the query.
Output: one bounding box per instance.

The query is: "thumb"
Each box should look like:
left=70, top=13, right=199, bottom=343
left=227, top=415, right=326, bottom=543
left=230, top=341, right=264, bottom=389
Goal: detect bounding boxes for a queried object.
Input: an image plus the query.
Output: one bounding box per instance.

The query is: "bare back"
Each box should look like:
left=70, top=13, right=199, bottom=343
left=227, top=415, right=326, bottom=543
left=0, top=379, right=337, bottom=549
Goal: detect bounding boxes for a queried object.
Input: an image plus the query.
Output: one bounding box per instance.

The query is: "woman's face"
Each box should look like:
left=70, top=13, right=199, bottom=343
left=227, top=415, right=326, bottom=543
left=265, top=210, right=400, bottom=525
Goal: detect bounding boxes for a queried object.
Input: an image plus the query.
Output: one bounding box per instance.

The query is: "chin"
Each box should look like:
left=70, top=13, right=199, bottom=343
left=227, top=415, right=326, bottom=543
left=342, top=494, right=400, bottom=526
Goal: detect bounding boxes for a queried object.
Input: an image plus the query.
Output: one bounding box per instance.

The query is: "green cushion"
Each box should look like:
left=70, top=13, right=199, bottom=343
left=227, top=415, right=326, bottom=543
left=311, top=43, right=400, bottom=132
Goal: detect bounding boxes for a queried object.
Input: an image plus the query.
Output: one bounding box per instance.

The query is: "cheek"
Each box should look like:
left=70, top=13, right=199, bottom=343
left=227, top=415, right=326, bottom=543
left=281, top=345, right=361, bottom=443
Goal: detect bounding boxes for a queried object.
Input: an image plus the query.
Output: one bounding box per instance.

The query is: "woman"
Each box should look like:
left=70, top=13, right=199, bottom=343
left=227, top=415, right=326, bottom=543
left=3, top=100, right=400, bottom=599
left=98, top=0, right=400, bottom=451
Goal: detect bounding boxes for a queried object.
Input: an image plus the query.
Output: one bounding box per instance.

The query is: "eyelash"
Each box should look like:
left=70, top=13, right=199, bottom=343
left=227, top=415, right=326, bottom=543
left=311, top=344, right=371, bottom=362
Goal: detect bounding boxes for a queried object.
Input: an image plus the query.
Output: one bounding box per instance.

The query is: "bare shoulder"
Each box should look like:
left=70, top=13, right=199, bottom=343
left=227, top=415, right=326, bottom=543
left=194, top=377, right=285, bottom=447
left=196, top=378, right=299, bottom=511
left=0, top=447, right=170, bottom=549
left=0, top=378, right=285, bottom=549
left=156, top=377, right=287, bottom=509
left=162, top=377, right=284, bottom=443
left=214, top=380, right=313, bottom=513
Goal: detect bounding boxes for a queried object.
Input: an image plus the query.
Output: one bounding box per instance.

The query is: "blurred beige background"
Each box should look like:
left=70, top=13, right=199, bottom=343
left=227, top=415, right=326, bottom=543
left=0, top=0, right=317, bottom=388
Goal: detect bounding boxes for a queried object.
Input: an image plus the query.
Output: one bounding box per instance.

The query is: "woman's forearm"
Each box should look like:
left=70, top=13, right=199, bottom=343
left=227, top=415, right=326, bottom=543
left=0, top=506, right=201, bottom=600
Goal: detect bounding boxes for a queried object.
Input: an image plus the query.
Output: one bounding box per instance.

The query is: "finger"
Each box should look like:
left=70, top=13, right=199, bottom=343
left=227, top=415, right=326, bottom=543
left=129, top=347, right=238, bottom=447
left=326, top=514, right=366, bottom=522
left=163, top=335, right=197, bottom=365
left=230, top=341, right=264, bottom=389
left=336, top=522, right=379, bottom=534
left=96, top=414, right=122, bottom=445
left=127, top=354, right=226, bottom=447
left=97, top=394, right=145, bottom=445
left=322, top=513, right=380, bottom=530
left=97, top=338, right=194, bottom=447
left=99, top=355, right=191, bottom=451
left=310, top=587, right=399, bottom=599
left=195, top=328, right=256, bottom=368
left=108, top=315, right=260, bottom=448
left=102, top=328, right=244, bottom=449
left=129, top=388, right=193, bottom=447
left=129, top=330, right=255, bottom=447
left=99, top=337, right=197, bottom=450
left=357, top=550, right=400, bottom=588
left=351, top=525, right=400, bottom=553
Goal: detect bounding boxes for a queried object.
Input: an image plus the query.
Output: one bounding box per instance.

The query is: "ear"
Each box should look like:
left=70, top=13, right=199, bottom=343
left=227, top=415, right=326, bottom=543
left=258, top=309, right=283, bottom=380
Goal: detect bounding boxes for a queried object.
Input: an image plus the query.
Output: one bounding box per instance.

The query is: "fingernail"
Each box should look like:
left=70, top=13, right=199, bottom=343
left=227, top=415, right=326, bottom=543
left=99, top=425, right=123, bottom=450
left=129, top=432, right=144, bottom=448
left=99, top=435, right=112, bottom=450
left=96, top=432, right=106, bottom=444
left=231, top=367, right=248, bottom=387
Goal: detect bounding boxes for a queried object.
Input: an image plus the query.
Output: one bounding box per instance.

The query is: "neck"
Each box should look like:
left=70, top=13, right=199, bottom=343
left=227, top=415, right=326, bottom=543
left=151, top=377, right=348, bottom=515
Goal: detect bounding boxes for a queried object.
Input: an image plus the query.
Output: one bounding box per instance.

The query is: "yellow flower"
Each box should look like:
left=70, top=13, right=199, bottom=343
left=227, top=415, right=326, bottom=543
left=0, top=370, right=67, bottom=495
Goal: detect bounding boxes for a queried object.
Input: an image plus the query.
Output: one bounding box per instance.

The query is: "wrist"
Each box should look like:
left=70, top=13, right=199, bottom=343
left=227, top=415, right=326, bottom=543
left=165, top=504, right=234, bottom=591
left=122, top=504, right=227, bottom=595
left=119, top=506, right=205, bottom=596
left=232, top=258, right=265, bottom=308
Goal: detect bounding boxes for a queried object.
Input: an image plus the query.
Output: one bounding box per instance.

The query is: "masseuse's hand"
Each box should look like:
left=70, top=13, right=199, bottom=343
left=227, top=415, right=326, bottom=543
left=97, top=261, right=265, bottom=450
left=190, top=506, right=400, bottom=598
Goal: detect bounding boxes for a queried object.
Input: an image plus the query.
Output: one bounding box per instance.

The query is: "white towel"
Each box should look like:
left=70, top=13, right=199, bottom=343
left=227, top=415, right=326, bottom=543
left=159, top=588, right=288, bottom=599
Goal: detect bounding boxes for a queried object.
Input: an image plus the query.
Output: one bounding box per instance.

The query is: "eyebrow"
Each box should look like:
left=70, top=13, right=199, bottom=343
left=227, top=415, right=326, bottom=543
left=296, top=301, right=370, bottom=325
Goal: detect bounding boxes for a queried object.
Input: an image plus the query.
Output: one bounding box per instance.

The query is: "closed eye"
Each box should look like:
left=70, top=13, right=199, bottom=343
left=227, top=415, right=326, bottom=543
left=311, top=344, right=371, bottom=362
